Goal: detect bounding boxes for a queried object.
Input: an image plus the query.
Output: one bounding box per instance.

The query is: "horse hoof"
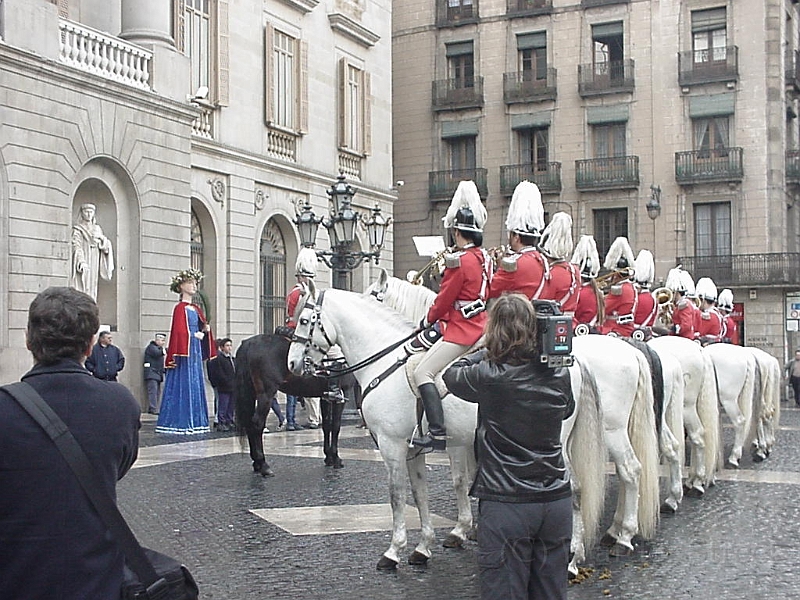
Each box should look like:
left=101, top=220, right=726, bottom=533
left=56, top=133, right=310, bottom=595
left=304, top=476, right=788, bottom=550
left=324, top=457, right=333, bottom=467
left=377, top=556, right=399, bottom=571
left=257, top=464, right=275, bottom=477
left=608, top=543, right=633, bottom=557
left=408, top=551, right=429, bottom=566
left=752, top=452, right=765, bottom=463
left=333, top=460, right=344, bottom=469
left=467, top=527, right=477, bottom=542
left=442, top=534, right=464, bottom=549
left=660, top=502, right=677, bottom=515
left=599, top=533, right=617, bottom=547
left=726, top=460, right=740, bottom=469
left=684, top=486, right=704, bottom=499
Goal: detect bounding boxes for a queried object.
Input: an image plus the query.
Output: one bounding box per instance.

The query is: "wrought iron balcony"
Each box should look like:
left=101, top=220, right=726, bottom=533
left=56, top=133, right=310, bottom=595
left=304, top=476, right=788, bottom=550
left=429, top=168, right=489, bottom=200
left=575, top=156, right=639, bottom=191
left=503, top=69, right=557, bottom=104
left=788, top=150, right=800, bottom=185
left=578, top=60, right=634, bottom=96
left=499, top=163, right=562, bottom=195
left=581, top=0, right=629, bottom=6
left=787, top=50, right=800, bottom=93
left=679, top=253, right=800, bottom=288
left=507, top=0, right=552, bottom=17
left=436, top=0, right=479, bottom=27
left=678, top=46, right=738, bottom=86
left=674, top=148, right=744, bottom=185
left=432, top=77, right=484, bottom=111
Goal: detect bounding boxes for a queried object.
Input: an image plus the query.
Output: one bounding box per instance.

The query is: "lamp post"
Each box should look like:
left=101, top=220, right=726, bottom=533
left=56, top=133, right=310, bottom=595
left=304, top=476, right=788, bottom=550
left=646, top=184, right=662, bottom=220
left=294, top=173, right=392, bottom=290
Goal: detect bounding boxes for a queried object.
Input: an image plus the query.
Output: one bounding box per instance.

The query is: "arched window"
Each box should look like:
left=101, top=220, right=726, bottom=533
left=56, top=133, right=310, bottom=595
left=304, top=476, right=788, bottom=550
left=260, top=219, right=287, bottom=333
left=190, top=208, right=211, bottom=319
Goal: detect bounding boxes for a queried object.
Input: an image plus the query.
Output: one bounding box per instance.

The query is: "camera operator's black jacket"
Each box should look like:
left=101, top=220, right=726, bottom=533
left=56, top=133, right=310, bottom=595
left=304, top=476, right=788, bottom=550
left=443, top=350, right=574, bottom=503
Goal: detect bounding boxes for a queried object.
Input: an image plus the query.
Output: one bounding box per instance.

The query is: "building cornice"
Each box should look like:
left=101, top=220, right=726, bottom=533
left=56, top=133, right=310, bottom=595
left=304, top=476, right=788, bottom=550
left=328, top=13, right=380, bottom=48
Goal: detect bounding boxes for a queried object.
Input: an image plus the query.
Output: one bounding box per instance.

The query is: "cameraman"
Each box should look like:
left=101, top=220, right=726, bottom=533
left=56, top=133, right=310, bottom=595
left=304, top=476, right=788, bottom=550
left=443, top=293, right=574, bottom=600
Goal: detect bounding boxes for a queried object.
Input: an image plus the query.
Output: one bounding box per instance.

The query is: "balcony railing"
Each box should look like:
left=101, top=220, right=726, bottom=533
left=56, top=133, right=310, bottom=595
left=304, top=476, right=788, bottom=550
left=787, top=50, right=800, bottom=93
left=432, top=77, right=484, bottom=111
left=575, top=156, right=639, bottom=190
left=503, top=69, right=557, bottom=104
left=58, top=19, right=151, bottom=91
left=429, top=168, right=489, bottom=200
left=674, top=148, right=744, bottom=185
left=679, top=253, right=800, bottom=287
left=678, top=46, right=738, bottom=86
left=788, top=150, right=800, bottom=185
left=507, top=0, right=553, bottom=17
left=500, top=163, right=562, bottom=195
left=578, top=60, right=634, bottom=96
left=436, top=0, right=479, bottom=27
left=581, top=0, right=629, bottom=6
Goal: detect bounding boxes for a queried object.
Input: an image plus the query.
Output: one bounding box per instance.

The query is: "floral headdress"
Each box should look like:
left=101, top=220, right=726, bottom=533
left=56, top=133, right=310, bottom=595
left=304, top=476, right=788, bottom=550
left=170, top=268, right=203, bottom=294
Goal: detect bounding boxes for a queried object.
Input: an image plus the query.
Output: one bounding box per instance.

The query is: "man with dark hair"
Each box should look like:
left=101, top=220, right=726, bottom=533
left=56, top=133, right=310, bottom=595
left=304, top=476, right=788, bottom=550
left=143, top=333, right=167, bottom=414
left=207, top=337, right=236, bottom=431
left=0, top=287, right=140, bottom=600
left=86, top=330, right=125, bottom=381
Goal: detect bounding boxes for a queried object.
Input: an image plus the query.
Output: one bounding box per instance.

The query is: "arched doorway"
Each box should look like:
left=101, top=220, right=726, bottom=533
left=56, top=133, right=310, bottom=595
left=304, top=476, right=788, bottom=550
left=259, top=219, right=287, bottom=333
left=190, top=207, right=213, bottom=322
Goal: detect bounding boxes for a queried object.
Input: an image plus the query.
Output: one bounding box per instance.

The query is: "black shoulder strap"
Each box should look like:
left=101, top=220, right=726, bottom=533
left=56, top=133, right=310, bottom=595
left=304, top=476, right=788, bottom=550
left=1, top=382, right=161, bottom=589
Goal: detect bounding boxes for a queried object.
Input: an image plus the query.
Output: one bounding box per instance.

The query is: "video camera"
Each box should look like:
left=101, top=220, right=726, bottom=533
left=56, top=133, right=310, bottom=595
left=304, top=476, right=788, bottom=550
left=532, top=299, right=573, bottom=368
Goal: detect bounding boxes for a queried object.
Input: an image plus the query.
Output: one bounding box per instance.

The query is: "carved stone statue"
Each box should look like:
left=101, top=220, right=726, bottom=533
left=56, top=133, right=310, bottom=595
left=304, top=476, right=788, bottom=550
left=71, top=203, right=114, bottom=300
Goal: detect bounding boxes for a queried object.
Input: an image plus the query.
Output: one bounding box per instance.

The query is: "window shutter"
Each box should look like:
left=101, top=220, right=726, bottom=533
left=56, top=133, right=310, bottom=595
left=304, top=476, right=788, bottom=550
left=172, top=0, right=185, bottom=51
left=338, top=57, right=347, bottom=149
left=216, top=0, right=230, bottom=106
left=363, top=71, right=371, bottom=156
left=265, top=24, right=274, bottom=124
left=298, top=40, right=308, bottom=133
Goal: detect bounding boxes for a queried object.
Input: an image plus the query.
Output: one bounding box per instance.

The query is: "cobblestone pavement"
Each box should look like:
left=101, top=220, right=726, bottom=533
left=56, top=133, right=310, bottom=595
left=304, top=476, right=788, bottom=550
left=119, top=405, right=800, bottom=599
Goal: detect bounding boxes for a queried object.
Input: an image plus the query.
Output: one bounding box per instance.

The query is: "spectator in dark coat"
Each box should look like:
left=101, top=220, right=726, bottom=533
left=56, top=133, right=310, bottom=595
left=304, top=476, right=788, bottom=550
left=207, top=337, right=236, bottom=430
left=86, top=331, right=125, bottom=381
left=0, top=287, right=140, bottom=600
left=143, top=333, right=167, bottom=414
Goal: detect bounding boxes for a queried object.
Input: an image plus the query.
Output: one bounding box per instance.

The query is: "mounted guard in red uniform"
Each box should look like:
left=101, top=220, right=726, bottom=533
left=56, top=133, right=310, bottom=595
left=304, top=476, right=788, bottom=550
left=695, top=277, right=724, bottom=345
left=633, top=249, right=658, bottom=338
left=717, top=288, right=739, bottom=345
left=570, top=234, right=604, bottom=335
left=600, top=237, right=637, bottom=337
left=535, top=212, right=580, bottom=315
left=665, top=266, right=696, bottom=340
left=412, top=181, right=492, bottom=450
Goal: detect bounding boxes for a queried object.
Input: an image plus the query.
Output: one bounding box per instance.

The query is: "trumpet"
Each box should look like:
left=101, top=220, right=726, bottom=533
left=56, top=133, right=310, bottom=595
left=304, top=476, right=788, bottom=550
left=408, top=248, right=449, bottom=285
left=595, top=267, right=634, bottom=292
left=653, top=286, right=674, bottom=326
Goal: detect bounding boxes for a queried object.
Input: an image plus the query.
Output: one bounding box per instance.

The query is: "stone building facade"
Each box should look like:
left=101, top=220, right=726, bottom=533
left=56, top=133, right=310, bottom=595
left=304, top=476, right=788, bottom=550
left=0, top=0, right=395, bottom=402
left=391, top=0, right=800, bottom=361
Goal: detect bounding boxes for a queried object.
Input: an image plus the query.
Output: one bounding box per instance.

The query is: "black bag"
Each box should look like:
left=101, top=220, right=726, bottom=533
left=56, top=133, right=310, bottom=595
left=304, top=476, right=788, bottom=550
left=122, top=548, right=199, bottom=600
left=2, top=382, right=199, bottom=600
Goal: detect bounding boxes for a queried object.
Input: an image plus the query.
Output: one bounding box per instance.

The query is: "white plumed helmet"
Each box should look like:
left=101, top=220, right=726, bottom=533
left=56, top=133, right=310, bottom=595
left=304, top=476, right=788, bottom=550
left=506, top=181, right=545, bottom=237
left=443, top=180, right=486, bottom=233
left=540, top=212, right=574, bottom=260
left=695, top=277, right=718, bottom=302
left=295, top=247, right=318, bottom=278
left=571, top=235, right=600, bottom=279
left=634, top=249, right=655, bottom=288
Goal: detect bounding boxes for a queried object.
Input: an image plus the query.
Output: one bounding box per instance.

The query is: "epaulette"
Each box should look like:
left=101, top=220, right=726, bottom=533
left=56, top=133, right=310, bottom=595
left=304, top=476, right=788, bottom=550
left=609, top=284, right=623, bottom=296
left=500, top=254, right=520, bottom=272
left=676, top=298, right=688, bottom=308
left=701, top=312, right=710, bottom=320
left=444, top=251, right=464, bottom=269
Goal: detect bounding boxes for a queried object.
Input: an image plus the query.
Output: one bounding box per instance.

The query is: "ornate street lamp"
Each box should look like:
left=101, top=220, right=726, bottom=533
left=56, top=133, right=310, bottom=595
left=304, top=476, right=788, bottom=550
left=294, top=173, right=392, bottom=290
left=646, top=184, right=662, bottom=220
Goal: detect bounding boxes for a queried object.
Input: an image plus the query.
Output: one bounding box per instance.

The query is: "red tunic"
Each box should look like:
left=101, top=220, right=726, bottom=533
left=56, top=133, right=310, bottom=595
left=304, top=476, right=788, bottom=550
left=573, top=282, right=600, bottom=329
left=634, top=290, right=658, bottom=327
left=670, top=298, right=695, bottom=340
left=488, top=248, right=546, bottom=300
left=696, top=308, right=723, bottom=342
left=426, top=246, right=491, bottom=346
left=723, top=315, right=740, bottom=345
left=165, top=301, right=214, bottom=368
left=601, top=280, right=637, bottom=337
left=286, top=284, right=304, bottom=328
left=691, top=302, right=703, bottom=339
left=537, top=260, right=580, bottom=314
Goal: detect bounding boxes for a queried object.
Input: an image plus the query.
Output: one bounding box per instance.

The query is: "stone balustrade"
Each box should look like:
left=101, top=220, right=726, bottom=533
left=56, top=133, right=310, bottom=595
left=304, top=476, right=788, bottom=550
left=59, top=19, right=151, bottom=91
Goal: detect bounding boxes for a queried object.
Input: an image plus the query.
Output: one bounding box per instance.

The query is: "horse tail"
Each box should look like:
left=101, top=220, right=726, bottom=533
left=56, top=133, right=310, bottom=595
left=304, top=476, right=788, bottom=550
left=768, top=356, right=782, bottom=435
left=628, top=349, right=660, bottom=540
left=740, top=353, right=758, bottom=452
left=234, top=340, right=255, bottom=430
left=566, top=359, right=606, bottom=552
left=698, top=352, right=721, bottom=486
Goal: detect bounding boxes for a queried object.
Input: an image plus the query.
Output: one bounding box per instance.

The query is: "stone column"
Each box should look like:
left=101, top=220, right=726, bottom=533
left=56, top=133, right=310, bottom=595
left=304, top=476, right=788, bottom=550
left=120, top=0, right=173, bottom=48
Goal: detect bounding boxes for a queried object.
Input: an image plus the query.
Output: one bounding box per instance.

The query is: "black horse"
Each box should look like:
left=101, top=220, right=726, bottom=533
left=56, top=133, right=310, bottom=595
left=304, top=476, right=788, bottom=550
left=234, top=332, right=360, bottom=476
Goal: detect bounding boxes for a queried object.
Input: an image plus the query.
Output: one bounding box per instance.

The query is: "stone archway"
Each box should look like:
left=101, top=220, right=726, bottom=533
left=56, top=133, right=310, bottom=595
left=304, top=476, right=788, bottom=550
left=259, top=218, right=288, bottom=334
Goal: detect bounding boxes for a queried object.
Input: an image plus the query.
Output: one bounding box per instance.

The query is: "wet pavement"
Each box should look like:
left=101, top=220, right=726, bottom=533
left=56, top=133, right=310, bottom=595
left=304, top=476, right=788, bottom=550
left=119, top=403, right=800, bottom=599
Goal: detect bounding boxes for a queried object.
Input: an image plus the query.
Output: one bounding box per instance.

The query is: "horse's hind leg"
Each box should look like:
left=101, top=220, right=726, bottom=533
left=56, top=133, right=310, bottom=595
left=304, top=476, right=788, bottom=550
left=443, top=445, right=475, bottom=549
left=682, top=396, right=706, bottom=495
left=602, top=430, right=641, bottom=555
left=321, top=399, right=333, bottom=466
left=406, top=450, right=435, bottom=565
left=376, top=437, right=411, bottom=570
left=719, top=392, right=746, bottom=467
left=246, top=405, right=273, bottom=477
left=329, top=400, right=344, bottom=469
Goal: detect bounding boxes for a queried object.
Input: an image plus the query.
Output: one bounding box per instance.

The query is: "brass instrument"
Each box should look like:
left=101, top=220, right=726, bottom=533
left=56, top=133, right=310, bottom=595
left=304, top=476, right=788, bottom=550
left=653, top=286, right=674, bottom=326
left=595, top=267, right=634, bottom=293
left=409, top=249, right=449, bottom=285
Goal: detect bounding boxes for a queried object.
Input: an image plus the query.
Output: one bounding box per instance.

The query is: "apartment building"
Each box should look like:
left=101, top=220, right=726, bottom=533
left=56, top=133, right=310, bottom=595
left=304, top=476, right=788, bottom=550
left=0, top=0, right=394, bottom=398
left=392, top=0, right=800, bottom=357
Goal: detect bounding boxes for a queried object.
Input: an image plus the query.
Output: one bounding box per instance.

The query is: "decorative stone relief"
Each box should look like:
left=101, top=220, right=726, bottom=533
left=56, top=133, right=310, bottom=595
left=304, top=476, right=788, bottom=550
left=255, top=189, right=268, bottom=211
left=208, top=178, right=226, bottom=207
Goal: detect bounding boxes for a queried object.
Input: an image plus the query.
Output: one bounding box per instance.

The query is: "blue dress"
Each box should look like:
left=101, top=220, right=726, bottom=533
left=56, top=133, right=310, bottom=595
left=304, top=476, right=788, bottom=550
left=155, top=306, right=210, bottom=434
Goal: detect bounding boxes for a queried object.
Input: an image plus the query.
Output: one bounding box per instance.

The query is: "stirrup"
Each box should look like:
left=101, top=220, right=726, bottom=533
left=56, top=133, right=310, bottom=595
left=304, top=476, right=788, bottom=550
left=323, top=389, right=347, bottom=404
left=411, top=431, right=446, bottom=451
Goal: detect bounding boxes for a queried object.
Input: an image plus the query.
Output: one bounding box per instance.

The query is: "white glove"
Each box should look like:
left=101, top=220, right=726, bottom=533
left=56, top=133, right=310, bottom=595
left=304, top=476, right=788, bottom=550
left=194, top=331, right=205, bottom=340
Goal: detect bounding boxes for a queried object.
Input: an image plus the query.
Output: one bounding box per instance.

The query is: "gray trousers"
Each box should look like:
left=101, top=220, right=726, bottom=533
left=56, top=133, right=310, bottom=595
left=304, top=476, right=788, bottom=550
left=145, top=379, right=162, bottom=412
left=477, top=496, right=572, bottom=600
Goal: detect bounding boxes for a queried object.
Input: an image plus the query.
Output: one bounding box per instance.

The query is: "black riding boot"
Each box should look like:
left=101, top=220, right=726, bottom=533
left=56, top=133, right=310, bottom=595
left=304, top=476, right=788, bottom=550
left=412, top=382, right=446, bottom=451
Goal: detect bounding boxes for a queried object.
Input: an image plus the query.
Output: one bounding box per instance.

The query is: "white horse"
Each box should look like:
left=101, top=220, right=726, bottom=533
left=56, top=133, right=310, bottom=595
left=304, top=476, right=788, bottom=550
left=364, top=273, right=661, bottom=559
left=703, top=343, right=758, bottom=468
left=287, top=283, right=608, bottom=573
left=648, top=336, right=721, bottom=495
left=744, top=347, right=781, bottom=461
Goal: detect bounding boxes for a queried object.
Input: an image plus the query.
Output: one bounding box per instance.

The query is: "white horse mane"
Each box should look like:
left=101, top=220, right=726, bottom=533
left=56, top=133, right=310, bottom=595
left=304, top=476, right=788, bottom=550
left=364, top=276, right=436, bottom=324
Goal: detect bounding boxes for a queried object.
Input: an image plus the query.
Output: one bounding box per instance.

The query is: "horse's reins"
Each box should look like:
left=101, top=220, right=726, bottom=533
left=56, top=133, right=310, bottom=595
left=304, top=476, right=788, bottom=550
left=293, top=289, right=418, bottom=395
